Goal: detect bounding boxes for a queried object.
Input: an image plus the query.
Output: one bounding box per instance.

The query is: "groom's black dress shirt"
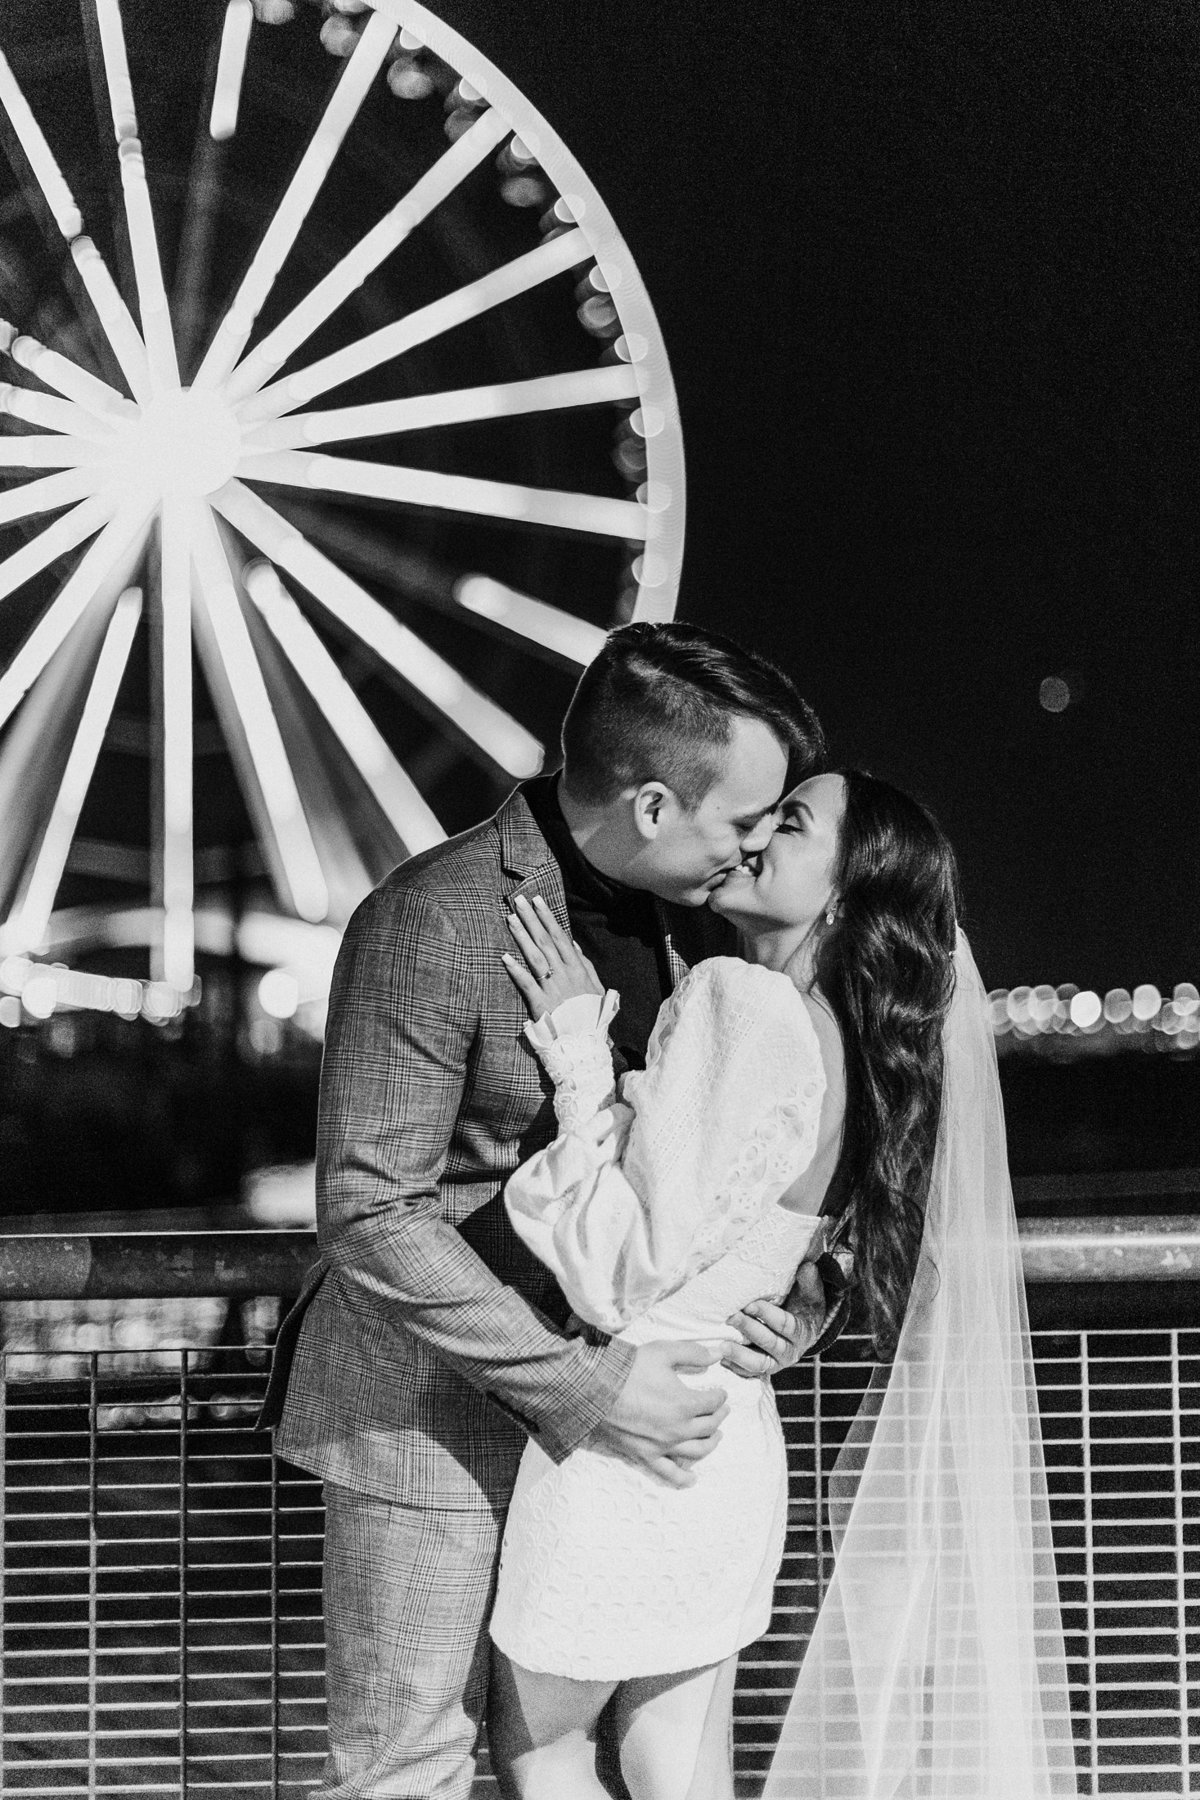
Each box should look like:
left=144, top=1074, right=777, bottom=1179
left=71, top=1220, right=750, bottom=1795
left=522, top=775, right=672, bottom=1076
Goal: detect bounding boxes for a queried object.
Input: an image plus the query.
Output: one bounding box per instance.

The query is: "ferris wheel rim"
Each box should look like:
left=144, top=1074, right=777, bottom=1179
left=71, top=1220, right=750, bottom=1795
left=367, top=0, right=685, bottom=621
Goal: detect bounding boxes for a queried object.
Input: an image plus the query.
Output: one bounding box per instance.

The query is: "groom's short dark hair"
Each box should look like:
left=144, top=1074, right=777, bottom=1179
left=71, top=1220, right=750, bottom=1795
left=560, top=621, right=825, bottom=811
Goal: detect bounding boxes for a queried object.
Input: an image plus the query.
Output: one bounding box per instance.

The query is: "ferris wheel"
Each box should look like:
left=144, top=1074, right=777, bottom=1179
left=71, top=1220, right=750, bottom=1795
left=0, top=0, right=685, bottom=1002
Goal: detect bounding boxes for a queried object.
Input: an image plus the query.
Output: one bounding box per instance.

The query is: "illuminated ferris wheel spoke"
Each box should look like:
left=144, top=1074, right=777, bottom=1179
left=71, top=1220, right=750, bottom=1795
left=0, top=655, right=75, bottom=930
left=0, top=382, right=113, bottom=441
left=91, top=0, right=180, bottom=390
left=173, top=59, right=232, bottom=377
left=242, top=560, right=445, bottom=856
left=70, top=239, right=152, bottom=403
left=0, top=498, right=153, bottom=728
left=243, top=363, right=643, bottom=452
left=0, top=492, right=115, bottom=604
left=188, top=502, right=330, bottom=922
left=0, top=467, right=100, bottom=527
left=276, top=498, right=595, bottom=671
left=210, top=0, right=254, bottom=143
left=0, top=50, right=154, bottom=402
left=241, top=447, right=647, bottom=540
left=225, top=107, right=511, bottom=408
left=5, top=587, right=142, bottom=957
left=239, top=228, right=593, bottom=424
left=0, top=50, right=84, bottom=240
left=157, top=495, right=194, bottom=988
left=1, top=326, right=138, bottom=422
left=453, top=576, right=605, bottom=667
left=172, top=1, right=251, bottom=372
left=0, top=434, right=102, bottom=470
left=193, top=10, right=398, bottom=393
left=276, top=499, right=604, bottom=668
left=212, top=479, right=543, bottom=778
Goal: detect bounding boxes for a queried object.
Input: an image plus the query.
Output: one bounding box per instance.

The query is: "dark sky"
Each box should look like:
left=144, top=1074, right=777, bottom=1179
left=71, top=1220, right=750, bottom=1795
left=438, top=0, right=1200, bottom=992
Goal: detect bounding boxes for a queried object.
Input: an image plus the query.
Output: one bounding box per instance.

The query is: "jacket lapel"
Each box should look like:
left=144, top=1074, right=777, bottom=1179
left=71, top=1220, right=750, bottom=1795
left=496, top=785, right=571, bottom=936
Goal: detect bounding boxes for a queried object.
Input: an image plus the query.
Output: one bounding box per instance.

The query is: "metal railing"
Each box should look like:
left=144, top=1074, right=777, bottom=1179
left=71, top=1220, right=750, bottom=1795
left=1, top=1217, right=1198, bottom=1797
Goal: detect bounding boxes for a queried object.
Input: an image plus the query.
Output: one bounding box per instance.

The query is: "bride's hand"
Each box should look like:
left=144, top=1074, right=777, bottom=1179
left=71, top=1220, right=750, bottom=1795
left=502, top=893, right=605, bottom=1019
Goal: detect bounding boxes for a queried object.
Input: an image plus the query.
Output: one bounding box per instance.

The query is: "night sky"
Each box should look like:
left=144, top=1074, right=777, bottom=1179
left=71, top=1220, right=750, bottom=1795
left=438, top=0, right=1200, bottom=992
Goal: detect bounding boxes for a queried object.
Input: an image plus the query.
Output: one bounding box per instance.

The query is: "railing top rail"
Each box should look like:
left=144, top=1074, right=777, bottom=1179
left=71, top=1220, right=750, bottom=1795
left=2, top=1216, right=1200, bottom=1299
left=0, top=1229, right=317, bottom=1300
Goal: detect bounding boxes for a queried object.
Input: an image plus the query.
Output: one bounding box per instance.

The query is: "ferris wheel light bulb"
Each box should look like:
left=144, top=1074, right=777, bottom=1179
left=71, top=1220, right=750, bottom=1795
left=455, top=576, right=510, bottom=621
left=211, top=0, right=254, bottom=141
left=259, top=968, right=300, bottom=1020
left=21, top=973, right=57, bottom=1019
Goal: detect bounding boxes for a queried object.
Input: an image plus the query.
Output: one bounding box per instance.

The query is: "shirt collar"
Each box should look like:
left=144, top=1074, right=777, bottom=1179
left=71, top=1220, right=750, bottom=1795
left=522, top=774, right=647, bottom=912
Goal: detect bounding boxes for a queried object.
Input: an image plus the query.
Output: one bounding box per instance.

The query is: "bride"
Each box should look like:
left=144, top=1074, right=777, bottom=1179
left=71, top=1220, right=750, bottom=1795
left=486, top=770, right=1074, bottom=1800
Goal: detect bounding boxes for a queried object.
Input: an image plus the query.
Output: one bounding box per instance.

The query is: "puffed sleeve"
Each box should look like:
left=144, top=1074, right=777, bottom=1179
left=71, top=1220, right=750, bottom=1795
left=506, top=958, right=827, bottom=1332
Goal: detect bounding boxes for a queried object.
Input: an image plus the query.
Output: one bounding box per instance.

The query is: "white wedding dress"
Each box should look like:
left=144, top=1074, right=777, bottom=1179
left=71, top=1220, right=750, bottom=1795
left=488, top=957, right=829, bottom=1681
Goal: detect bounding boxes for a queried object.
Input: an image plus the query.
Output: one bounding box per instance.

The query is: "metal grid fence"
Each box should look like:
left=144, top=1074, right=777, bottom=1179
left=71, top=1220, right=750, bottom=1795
left=3, top=1207, right=1200, bottom=1798
left=0, top=1361, right=324, bottom=1798
left=1, top=1327, right=1197, bottom=1797
left=756, top=1329, right=1200, bottom=1798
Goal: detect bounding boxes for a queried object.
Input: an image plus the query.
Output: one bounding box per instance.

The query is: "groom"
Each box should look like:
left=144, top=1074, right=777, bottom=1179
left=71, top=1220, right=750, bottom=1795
left=263, top=621, right=827, bottom=1800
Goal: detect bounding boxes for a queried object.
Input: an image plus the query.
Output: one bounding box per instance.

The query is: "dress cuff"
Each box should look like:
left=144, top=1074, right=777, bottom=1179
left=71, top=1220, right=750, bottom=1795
left=524, top=989, right=620, bottom=1047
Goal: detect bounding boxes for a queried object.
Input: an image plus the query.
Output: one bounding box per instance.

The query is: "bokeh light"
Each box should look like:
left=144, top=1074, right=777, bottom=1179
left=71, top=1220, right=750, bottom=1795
left=1069, top=991, right=1102, bottom=1029
left=259, top=968, right=300, bottom=1020
left=1132, top=984, right=1162, bottom=1022
left=1038, top=676, right=1071, bottom=713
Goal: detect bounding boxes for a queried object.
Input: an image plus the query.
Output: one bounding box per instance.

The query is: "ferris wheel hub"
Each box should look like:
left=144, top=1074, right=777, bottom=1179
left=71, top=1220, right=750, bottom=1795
left=105, top=387, right=243, bottom=500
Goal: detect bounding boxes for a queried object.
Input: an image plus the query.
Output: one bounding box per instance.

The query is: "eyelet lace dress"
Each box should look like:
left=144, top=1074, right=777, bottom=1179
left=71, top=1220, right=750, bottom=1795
left=489, top=957, right=828, bottom=1680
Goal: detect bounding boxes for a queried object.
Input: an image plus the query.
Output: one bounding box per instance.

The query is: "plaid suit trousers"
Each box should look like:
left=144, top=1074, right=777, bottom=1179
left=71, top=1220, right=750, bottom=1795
left=317, top=1482, right=503, bottom=1800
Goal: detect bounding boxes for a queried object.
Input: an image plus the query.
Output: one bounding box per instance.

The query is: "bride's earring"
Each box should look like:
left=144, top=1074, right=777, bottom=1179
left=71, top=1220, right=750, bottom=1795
left=824, top=906, right=836, bottom=926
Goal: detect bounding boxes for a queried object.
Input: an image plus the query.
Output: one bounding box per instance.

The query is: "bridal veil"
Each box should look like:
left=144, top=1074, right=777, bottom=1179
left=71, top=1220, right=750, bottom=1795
left=762, top=930, right=1078, bottom=1798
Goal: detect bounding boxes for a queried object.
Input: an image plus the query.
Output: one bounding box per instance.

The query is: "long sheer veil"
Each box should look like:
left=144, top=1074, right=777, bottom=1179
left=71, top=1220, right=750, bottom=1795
left=762, top=930, right=1077, bottom=1798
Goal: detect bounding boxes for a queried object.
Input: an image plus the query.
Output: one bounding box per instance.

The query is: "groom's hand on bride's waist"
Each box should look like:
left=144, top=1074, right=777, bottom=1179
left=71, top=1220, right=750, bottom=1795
left=591, top=1339, right=730, bottom=1489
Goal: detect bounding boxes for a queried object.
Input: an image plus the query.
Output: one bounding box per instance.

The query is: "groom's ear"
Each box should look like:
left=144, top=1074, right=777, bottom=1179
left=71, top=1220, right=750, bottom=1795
left=631, top=782, right=672, bottom=839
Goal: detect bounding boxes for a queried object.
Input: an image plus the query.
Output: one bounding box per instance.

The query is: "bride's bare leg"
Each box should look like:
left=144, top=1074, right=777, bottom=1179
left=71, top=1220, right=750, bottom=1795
left=611, top=1656, right=737, bottom=1800
left=489, top=1648, right=616, bottom=1799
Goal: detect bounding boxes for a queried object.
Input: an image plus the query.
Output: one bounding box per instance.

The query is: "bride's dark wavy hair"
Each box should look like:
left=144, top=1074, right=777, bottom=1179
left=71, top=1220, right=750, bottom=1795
left=815, top=771, right=960, bottom=1359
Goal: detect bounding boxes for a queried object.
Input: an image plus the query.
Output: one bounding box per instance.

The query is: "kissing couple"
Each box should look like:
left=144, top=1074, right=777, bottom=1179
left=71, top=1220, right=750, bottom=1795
left=264, top=622, right=1073, bottom=1799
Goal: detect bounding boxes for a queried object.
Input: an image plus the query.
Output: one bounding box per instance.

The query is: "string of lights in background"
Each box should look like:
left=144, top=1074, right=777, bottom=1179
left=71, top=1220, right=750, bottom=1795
left=989, top=982, right=1200, bottom=1052
left=2, top=946, right=1199, bottom=1061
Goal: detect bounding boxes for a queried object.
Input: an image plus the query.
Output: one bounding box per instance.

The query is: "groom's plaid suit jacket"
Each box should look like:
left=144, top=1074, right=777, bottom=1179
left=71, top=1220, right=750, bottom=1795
left=266, top=780, right=730, bottom=1511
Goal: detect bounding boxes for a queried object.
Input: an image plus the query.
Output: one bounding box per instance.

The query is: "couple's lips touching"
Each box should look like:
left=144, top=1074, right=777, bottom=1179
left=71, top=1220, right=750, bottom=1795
left=709, top=851, right=762, bottom=889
